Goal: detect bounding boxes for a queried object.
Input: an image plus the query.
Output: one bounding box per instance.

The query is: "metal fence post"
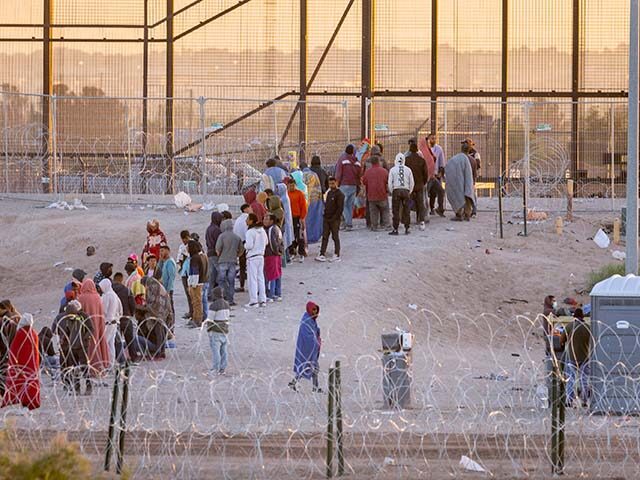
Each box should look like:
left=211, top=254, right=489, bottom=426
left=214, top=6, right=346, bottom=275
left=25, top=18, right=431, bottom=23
left=125, top=103, right=133, bottom=198
left=335, top=361, right=344, bottom=476
left=2, top=92, right=9, bottom=193
left=116, top=363, right=131, bottom=475
left=522, top=102, right=531, bottom=236
left=198, top=96, right=207, bottom=196
left=51, top=94, right=58, bottom=197
left=326, top=366, right=335, bottom=479
left=105, top=365, right=121, bottom=472
left=610, top=103, right=615, bottom=211
left=273, top=101, right=280, bottom=156
left=342, top=101, right=350, bottom=145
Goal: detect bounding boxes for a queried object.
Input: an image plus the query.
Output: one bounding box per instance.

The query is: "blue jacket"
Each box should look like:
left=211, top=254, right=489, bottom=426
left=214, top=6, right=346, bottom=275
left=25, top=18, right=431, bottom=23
left=161, top=257, right=177, bottom=293
left=293, top=313, right=321, bottom=379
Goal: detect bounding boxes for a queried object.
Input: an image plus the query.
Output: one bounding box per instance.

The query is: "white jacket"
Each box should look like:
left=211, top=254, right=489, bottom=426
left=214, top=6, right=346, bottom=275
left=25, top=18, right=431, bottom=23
left=388, top=153, right=415, bottom=193
left=245, top=225, right=268, bottom=258
left=233, top=213, right=249, bottom=242
left=99, top=279, right=123, bottom=324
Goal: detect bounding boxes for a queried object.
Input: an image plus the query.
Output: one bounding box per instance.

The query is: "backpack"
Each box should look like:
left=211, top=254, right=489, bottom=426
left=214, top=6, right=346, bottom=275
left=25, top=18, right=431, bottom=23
left=269, top=226, right=284, bottom=256
left=64, top=314, right=91, bottom=351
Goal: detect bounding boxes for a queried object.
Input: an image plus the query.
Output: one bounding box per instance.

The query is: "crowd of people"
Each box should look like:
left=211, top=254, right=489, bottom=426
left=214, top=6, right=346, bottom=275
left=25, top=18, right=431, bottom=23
left=0, top=133, right=483, bottom=407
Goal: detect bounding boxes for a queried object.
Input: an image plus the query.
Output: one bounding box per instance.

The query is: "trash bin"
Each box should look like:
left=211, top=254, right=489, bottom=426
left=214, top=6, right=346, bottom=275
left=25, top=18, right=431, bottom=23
left=381, top=331, right=413, bottom=409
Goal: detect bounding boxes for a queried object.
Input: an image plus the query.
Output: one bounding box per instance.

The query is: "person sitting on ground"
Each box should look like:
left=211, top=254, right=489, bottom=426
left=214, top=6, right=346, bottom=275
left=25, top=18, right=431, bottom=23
left=56, top=300, right=93, bottom=395
left=289, top=302, right=323, bottom=393
left=135, top=306, right=167, bottom=361
left=206, top=287, right=230, bottom=375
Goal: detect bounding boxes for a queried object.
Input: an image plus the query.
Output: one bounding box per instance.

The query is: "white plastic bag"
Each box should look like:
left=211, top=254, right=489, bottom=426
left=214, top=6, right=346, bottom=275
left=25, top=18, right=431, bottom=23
left=174, top=191, right=192, bottom=208
left=612, top=250, right=626, bottom=261
left=460, top=455, right=486, bottom=473
left=593, top=229, right=610, bottom=249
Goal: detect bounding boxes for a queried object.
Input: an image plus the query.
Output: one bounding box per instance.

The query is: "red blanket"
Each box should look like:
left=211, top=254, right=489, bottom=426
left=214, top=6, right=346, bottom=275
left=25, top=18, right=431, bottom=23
left=2, top=326, right=40, bottom=410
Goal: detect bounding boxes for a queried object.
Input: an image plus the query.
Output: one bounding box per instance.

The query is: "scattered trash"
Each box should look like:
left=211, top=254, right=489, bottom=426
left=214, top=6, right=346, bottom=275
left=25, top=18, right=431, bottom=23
left=86, top=246, right=96, bottom=257
left=473, top=373, right=509, bottom=381
left=526, top=210, right=548, bottom=222
left=446, top=227, right=455, bottom=232
left=408, top=304, right=418, bottom=311
left=153, top=205, right=168, bottom=211
left=174, top=191, right=192, bottom=208
left=511, top=353, right=520, bottom=357
left=53, top=261, right=65, bottom=267
left=46, top=199, right=88, bottom=211
left=64, top=267, right=73, bottom=271
left=202, top=202, right=216, bottom=211
left=460, top=455, right=487, bottom=473
left=270, top=338, right=284, bottom=342
left=100, top=192, right=105, bottom=200
left=186, top=203, right=203, bottom=212
left=382, top=457, right=396, bottom=467
left=593, top=228, right=610, bottom=249
left=217, top=203, right=230, bottom=212
left=502, top=298, right=528, bottom=305
left=485, top=249, right=491, bottom=255
left=612, top=250, right=626, bottom=261
left=535, top=384, right=549, bottom=409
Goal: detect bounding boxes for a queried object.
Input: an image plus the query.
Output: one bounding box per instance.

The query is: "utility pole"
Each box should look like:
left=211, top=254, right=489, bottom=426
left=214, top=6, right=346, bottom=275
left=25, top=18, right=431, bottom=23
left=627, top=0, right=639, bottom=275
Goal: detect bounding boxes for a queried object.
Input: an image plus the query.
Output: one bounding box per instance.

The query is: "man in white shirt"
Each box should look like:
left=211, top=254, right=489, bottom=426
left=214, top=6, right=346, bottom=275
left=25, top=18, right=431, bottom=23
left=233, top=204, right=252, bottom=293
left=243, top=213, right=268, bottom=308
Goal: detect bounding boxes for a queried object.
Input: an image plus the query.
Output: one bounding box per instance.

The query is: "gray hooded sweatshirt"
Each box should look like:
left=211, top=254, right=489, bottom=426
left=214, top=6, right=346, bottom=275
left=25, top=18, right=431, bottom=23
left=215, top=219, right=245, bottom=264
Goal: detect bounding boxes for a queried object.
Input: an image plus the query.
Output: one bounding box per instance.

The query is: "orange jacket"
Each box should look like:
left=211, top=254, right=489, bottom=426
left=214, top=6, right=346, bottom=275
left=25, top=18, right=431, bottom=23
left=288, top=189, right=308, bottom=220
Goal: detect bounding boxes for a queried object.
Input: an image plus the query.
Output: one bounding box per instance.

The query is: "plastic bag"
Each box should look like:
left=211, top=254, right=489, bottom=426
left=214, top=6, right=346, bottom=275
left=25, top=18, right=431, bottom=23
left=174, top=191, right=192, bottom=208
left=593, top=229, right=610, bottom=249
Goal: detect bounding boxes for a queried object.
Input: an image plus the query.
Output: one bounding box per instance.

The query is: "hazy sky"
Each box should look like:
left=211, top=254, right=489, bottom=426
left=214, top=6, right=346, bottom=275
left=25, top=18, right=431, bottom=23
left=3, top=0, right=629, bottom=54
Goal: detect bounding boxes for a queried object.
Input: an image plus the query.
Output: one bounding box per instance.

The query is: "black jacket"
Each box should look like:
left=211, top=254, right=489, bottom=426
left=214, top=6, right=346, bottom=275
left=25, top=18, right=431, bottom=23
left=310, top=165, right=329, bottom=193
left=205, top=212, right=224, bottom=257
left=113, top=282, right=136, bottom=317
left=405, top=152, right=429, bottom=190
left=324, top=188, right=345, bottom=222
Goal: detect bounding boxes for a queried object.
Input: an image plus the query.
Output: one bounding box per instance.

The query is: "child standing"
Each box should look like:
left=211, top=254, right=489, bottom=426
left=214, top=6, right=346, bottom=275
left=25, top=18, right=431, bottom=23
left=206, top=287, right=230, bottom=375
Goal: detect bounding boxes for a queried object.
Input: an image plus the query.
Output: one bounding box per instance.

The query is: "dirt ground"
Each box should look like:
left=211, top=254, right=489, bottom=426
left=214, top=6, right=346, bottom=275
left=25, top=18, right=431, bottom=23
left=0, top=195, right=632, bottom=479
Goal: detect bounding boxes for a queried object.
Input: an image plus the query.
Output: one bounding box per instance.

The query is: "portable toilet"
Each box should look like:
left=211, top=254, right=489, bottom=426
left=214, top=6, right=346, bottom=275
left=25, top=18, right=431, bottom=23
left=589, top=274, right=640, bottom=414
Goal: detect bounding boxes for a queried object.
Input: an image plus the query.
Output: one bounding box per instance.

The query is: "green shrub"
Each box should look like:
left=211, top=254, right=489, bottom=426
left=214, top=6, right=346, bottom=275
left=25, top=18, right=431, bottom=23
left=586, top=263, right=625, bottom=292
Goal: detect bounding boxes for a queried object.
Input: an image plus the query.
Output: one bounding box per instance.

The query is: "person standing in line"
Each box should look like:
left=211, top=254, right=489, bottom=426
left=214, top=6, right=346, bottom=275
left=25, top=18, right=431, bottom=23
left=2, top=314, right=40, bottom=410
left=562, top=308, right=591, bottom=408
left=263, top=214, right=284, bottom=302
left=56, top=300, right=93, bottom=395
left=234, top=204, right=251, bottom=293
left=141, top=219, right=167, bottom=266
left=316, top=177, right=344, bottom=262
left=144, top=254, right=161, bottom=280
left=216, top=219, right=244, bottom=306
left=93, top=262, right=113, bottom=295
left=288, top=302, right=323, bottom=393
left=205, top=212, right=224, bottom=302
left=98, top=278, right=122, bottom=370
left=206, top=286, right=230, bottom=375
left=60, top=269, right=86, bottom=312
left=159, top=245, right=177, bottom=318
left=404, top=142, right=429, bottom=230
left=244, top=213, right=268, bottom=308
left=467, top=141, right=481, bottom=217
left=426, top=133, right=446, bottom=217
left=445, top=140, right=476, bottom=221
left=362, top=156, right=390, bottom=231
left=176, top=230, right=193, bottom=320
left=287, top=178, right=308, bottom=262
left=310, top=155, right=328, bottom=194
left=187, top=240, right=207, bottom=328
left=77, top=279, right=109, bottom=376
left=335, top=144, right=361, bottom=231
left=388, top=153, right=415, bottom=235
